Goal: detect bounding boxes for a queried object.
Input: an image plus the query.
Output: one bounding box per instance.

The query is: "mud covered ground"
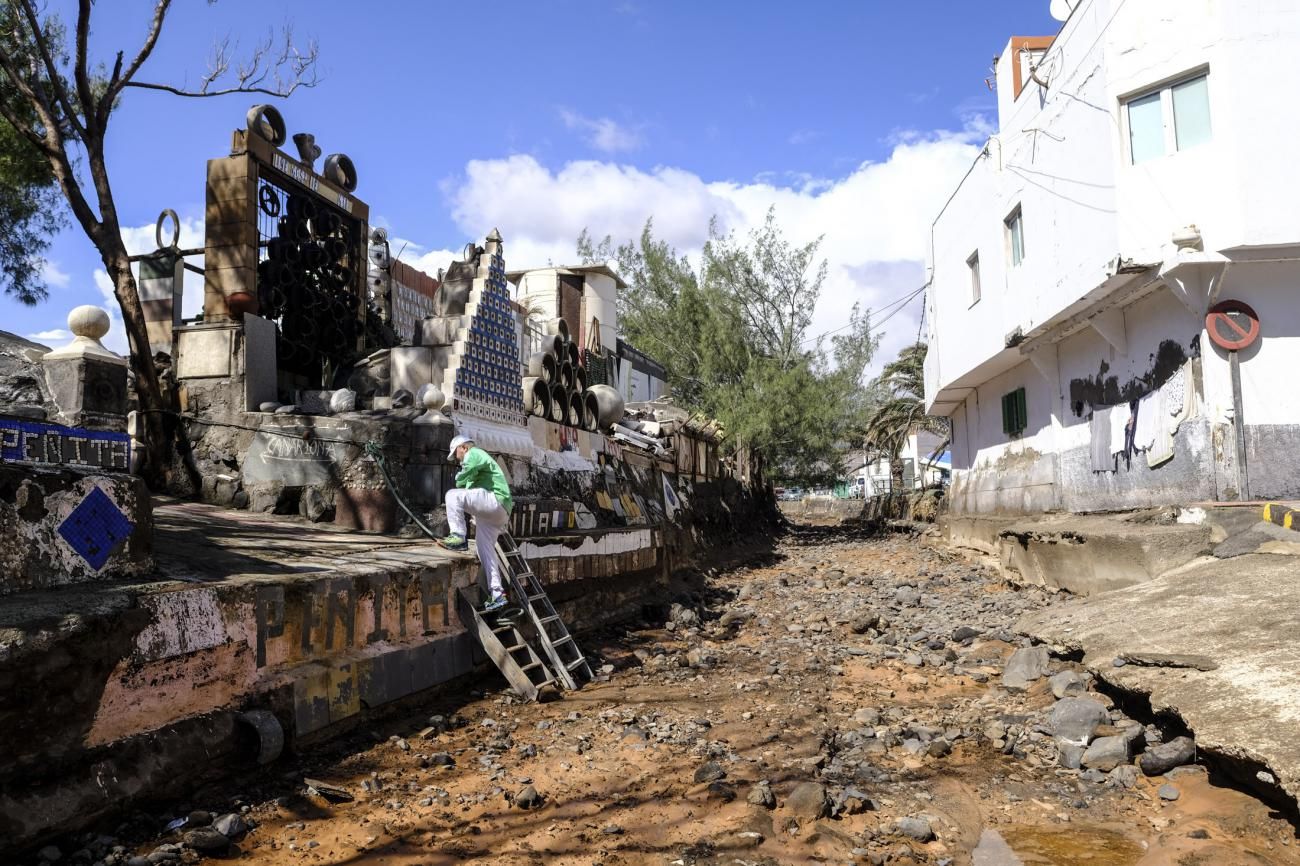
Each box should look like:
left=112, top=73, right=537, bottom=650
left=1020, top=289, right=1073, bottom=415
left=40, top=527, right=1300, bottom=865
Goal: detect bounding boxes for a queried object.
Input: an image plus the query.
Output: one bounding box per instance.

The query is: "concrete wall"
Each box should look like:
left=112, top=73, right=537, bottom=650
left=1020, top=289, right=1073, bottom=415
left=948, top=288, right=1220, bottom=514
left=0, top=453, right=772, bottom=852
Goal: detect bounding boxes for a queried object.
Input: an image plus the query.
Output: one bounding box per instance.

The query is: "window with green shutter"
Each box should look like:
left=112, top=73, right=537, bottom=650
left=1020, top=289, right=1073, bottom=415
left=1002, top=387, right=1028, bottom=436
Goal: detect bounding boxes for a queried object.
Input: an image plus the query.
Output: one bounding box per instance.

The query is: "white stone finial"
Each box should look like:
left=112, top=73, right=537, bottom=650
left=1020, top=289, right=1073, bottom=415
left=414, top=383, right=448, bottom=425
left=44, top=304, right=126, bottom=364
left=68, top=304, right=110, bottom=339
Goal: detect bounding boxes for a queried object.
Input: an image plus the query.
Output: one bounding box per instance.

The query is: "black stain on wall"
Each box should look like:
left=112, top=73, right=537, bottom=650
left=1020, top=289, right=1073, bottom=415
left=1069, top=337, right=1198, bottom=416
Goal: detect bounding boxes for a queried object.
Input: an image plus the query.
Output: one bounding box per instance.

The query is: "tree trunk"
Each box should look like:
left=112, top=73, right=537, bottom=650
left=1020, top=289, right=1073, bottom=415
left=103, top=247, right=170, bottom=487
left=889, top=457, right=904, bottom=493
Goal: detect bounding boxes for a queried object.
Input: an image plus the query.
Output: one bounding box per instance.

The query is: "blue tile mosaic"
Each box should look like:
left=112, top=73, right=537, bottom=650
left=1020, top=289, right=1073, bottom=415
left=58, top=486, right=135, bottom=571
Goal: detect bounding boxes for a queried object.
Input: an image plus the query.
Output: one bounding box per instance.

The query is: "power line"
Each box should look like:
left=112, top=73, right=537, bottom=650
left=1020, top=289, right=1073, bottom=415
left=799, top=283, right=926, bottom=346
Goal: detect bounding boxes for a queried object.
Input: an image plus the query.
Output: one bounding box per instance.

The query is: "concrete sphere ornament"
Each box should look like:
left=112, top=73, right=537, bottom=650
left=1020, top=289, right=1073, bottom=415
left=417, top=383, right=446, bottom=412
left=68, top=305, right=110, bottom=340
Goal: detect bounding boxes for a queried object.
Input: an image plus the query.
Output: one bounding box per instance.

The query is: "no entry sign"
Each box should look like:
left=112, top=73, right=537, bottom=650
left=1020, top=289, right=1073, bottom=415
left=1206, top=300, right=1260, bottom=351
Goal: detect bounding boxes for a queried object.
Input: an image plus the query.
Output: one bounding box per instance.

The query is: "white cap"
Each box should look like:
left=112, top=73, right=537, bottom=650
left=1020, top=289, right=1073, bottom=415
left=448, top=434, right=473, bottom=459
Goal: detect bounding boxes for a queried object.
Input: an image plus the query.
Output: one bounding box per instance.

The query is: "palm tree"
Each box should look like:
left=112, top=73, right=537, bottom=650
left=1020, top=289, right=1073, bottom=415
left=862, top=343, right=950, bottom=492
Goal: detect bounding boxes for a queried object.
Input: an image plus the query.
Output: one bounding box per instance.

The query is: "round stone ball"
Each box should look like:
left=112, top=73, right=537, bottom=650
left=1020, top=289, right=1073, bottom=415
left=67, top=305, right=110, bottom=340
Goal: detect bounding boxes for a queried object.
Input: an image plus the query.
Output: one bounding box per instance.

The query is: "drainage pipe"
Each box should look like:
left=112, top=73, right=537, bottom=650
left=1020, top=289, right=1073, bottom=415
left=528, top=351, right=558, bottom=383
left=565, top=340, right=580, bottom=367
left=549, top=384, right=568, bottom=423
left=559, top=361, right=575, bottom=391
left=568, top=391, right=585, bottom=428
left=522, top=376, right=551, bottom=418
left=585, top=384, right=626, bottom=430
left=544, top=317, right=570, bottom=342
left=582, top=391, right=601, bottom=432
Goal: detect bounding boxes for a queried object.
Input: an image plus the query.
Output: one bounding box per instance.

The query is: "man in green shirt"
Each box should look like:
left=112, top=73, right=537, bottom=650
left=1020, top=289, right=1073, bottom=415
left=440, top=435, right=514, bottom=611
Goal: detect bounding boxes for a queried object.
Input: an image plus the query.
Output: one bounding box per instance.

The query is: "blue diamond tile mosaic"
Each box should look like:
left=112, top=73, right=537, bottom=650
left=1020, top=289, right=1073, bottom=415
left=58, top=486, right=135, bottom=571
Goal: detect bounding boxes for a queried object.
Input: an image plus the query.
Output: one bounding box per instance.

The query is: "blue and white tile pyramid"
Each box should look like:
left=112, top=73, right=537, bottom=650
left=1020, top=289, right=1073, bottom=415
left=442, top=229, right=527, bottom=427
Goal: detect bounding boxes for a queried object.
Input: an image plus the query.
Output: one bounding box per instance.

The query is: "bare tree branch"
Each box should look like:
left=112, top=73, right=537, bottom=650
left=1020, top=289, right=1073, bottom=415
left=73, top=0, right=98, bottom=132
left=123, top=25, right=319, bottom=99
left=104, top=0, right=171, bottom=97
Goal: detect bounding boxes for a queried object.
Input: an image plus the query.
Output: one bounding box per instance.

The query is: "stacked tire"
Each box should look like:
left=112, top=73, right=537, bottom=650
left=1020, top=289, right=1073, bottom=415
left=256, top=191, right=360, bottom=374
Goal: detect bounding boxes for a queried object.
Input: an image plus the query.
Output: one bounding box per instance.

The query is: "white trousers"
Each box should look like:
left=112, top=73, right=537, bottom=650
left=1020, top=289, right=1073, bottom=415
left=445, top=487, right=511, bottom=597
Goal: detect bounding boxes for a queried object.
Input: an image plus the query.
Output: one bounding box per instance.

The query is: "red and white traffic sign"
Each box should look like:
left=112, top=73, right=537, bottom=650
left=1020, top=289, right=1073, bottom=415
left=1206, top=300, right=1260, bottom=351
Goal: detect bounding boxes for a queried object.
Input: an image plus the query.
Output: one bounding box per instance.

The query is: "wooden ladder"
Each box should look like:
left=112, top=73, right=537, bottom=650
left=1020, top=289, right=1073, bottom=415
left=454, top=589, right=557, bottom=702
left=496, top=532, right=593, bottom=691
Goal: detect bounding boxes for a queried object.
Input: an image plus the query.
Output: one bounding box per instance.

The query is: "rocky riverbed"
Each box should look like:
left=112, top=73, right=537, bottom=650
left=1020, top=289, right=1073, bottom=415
left=24, top=527, right=1300, bottom=865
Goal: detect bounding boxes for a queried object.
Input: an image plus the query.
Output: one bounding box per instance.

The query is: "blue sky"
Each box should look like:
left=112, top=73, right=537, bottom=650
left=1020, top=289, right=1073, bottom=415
left=17, top=0, right=1058, bottom=368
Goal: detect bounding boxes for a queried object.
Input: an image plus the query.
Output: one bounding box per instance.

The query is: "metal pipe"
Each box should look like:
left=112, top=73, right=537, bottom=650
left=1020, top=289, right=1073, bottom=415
left=1230, top=349, right=1250, bottom=500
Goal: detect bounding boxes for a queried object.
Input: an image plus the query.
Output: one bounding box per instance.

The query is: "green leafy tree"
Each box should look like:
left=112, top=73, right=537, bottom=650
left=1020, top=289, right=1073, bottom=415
left=862, top=342, right=950, bottom=490
left=0, top=104, right=62, bottom=305
left=579, top=209, right=879, bottom=485
left=0, top=0, right=317, bottom=482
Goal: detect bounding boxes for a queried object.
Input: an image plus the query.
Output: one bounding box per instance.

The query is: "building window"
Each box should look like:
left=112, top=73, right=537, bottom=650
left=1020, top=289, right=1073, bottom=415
left=1002, top=387, right=1028, bottom=437
left=967, top=251, right=981, bottom=304
left=1126, top=72, right=1211, bottom=164
left=1005, top=206, right=1024, bottom=268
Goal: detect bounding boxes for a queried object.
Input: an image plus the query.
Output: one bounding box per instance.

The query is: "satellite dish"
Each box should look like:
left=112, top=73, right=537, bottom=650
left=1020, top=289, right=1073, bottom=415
left=1049, top=0, right=1078, bottom=22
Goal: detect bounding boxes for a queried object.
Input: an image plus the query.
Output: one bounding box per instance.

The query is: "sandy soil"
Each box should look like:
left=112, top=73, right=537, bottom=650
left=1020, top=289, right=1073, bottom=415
left=96, top=527, right=1300, bottom=866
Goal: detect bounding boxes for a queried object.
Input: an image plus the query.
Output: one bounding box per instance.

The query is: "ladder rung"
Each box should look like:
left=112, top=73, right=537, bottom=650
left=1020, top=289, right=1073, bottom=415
left=539, top=615, right=560, bottom=625
left=551, top=635, right=573, bottom=646
left=504, top=643, right=528, bottom=653
left=566, top=657, right=588, bottom=670
left=527, top=593, right=549, bottom=603
left=520, top=661, right=545, bottom=673
left=492, top=625, right=516, bottom=635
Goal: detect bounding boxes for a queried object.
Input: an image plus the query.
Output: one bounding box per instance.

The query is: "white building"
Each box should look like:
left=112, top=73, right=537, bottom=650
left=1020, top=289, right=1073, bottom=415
left=850, top=429, right=951, bottom=495
left=923, top=0, right=1300, bottom=514
left=508, top=264, right=669, bottom=403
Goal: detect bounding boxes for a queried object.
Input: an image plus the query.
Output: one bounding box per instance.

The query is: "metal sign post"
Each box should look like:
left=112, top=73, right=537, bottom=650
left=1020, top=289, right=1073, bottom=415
left=1207, top=300, right=1261, bottom=501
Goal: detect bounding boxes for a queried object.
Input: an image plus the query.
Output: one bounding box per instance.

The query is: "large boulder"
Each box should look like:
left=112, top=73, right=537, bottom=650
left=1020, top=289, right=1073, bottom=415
left=1139, top=736, right=1196, bottom=776
left=785, top=782, right=829, bottom=820
left=1002, top=646, right=1051, bottom=691
left=1049, top=697, right=1109, bottom=746
left=1081, top=735, right=1130, bottom=771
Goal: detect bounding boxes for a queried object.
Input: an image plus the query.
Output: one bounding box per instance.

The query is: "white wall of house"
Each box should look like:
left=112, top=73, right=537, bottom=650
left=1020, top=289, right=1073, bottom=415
left=926, top=0, right=1300, bottom=512
left=855, top=430, right=950, bottom=494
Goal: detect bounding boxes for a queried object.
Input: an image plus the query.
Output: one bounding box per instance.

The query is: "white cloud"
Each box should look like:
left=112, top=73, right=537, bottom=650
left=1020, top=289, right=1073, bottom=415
left=25, top=328, right=69, bottom=344
left=559, top=109, right=643, bottom=154
left=117, top=215, right=207, bottom=320
left=438, top=121, right=987, bottom=375
left=383, top=235, right=463, bottom=282
left=92, top=269, right=130, bottom=355
left=40, top=260, right=71, bottom=289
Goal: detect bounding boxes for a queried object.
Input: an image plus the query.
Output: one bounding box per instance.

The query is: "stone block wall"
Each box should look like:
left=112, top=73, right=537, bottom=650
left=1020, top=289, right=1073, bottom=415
left=0, top=465, right=153, bottom=594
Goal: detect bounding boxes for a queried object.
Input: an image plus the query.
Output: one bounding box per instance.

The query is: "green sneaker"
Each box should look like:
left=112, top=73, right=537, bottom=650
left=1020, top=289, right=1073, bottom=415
left=482, top=593, right=509, bottom=613
left=438, top=534, right=468, bottom=551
